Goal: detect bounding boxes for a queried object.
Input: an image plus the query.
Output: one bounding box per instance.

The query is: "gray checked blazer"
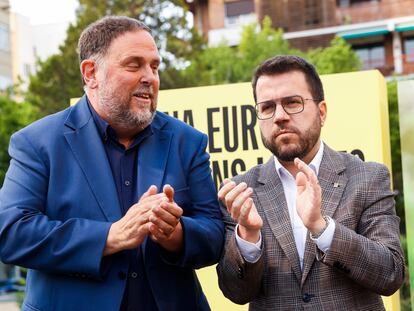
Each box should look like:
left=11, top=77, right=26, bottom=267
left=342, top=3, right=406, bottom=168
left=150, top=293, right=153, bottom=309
left=217, top=145, right=404, bottom=311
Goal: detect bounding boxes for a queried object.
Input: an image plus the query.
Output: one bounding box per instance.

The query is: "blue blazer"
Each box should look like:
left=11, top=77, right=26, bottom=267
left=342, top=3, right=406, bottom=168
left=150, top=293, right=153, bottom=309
left=0, top=95, right=224, bottom=311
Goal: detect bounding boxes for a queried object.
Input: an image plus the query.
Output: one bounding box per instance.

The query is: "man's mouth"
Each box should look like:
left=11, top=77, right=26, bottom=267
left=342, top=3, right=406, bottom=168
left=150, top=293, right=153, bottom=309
left=133, top=92, right=151, bottom=100
left=276, top=129, right=295, bottom=137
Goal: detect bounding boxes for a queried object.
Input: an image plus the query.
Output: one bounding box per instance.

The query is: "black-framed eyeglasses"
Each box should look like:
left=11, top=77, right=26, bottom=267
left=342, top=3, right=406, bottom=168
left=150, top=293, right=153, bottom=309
left=255, top=95, right=320, bottom=120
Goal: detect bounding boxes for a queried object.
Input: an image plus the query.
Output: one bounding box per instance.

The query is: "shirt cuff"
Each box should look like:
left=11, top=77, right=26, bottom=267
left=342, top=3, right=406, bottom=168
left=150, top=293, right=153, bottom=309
left=235, top=224, right=262, bottom=263
left=310, top=216, right=335, bottom=253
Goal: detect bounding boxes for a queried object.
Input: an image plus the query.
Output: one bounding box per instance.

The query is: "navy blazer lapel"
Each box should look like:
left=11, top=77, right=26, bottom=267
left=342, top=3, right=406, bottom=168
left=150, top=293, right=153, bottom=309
left=255, top=158, right=302, bottom=283
left=137, top=113, right=172, bottom=198
left=301, top=145, right=348, bottom=285
left=137, top=113, right=172, bottom=259
left=63, top=95, right=121, bottom=222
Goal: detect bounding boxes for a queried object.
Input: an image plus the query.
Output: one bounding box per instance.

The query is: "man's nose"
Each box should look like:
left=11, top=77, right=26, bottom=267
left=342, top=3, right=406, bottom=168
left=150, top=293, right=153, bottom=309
left=272, top=103, right=290, bottom=123
left=140, top=65, right=157, bottom=84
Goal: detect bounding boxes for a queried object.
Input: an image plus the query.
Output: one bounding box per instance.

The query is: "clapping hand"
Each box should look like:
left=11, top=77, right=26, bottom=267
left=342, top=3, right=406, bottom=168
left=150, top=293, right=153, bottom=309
left=218, top=179, right=263, bottom=243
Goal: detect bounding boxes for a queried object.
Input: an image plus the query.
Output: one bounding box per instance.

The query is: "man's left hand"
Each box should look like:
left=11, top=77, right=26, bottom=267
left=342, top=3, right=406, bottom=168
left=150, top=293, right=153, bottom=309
left=149, top=184, right=184, bottom=252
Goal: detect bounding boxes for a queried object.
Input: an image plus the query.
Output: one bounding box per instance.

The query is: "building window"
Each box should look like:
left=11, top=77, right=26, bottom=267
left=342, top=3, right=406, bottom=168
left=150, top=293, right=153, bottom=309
left=350, top=0, right=379, bottom=3
left=225, top=0, right=255, bottom=27
left=0, top=23, right=10, bottom=51
left=337, top=0, right=379, bottom=7
left=404, top=37, right=414, bottom=63
left=354, top=43, right=385, bottom=69
left=305, top=0, right=321, bottom=25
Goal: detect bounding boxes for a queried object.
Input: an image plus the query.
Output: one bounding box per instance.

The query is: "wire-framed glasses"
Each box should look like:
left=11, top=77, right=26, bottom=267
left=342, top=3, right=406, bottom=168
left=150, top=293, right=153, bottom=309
left=255, top=95, right=320, bottom=120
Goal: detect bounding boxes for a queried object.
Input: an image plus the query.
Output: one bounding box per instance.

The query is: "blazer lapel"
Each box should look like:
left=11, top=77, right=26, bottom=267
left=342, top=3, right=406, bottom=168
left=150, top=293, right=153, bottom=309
left=137, top=114, right=172, bottom=258
left=255, top=158, right=302, bottom=283
left=301, top=145, right=348, bottom=285
left=136, top=114, right=172, bottom=198
left=63, top=96, right=121, bottom=222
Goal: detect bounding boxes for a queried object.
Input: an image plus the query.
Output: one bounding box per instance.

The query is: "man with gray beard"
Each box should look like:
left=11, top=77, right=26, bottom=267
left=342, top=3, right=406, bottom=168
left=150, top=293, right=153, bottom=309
left=216, top=55, right=404, bottom=310
left=0, top=16, right=224, bottom=311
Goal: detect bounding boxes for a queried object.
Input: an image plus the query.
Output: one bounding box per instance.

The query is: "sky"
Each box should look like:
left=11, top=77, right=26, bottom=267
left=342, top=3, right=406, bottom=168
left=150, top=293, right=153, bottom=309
left=10, top=0, right=79, bottom=25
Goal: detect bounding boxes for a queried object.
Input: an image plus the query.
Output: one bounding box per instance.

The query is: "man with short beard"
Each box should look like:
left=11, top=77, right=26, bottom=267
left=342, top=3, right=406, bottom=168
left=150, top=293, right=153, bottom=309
left=0, top=16, right=224, bottom=311
left=217, top=55, right=404, bottom=310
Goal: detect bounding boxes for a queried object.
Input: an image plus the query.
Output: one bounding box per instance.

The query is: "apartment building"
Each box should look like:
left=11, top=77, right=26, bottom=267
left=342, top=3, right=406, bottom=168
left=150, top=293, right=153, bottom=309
left=186, top=0, right=414, bottom=75
left=0, top=0, right=12, bottom=89
left=9, top=13, right=70, bottom=91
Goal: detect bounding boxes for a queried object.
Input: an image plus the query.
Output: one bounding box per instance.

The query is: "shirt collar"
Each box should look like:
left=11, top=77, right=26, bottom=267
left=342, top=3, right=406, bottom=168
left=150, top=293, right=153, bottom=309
left=274, top=141, right=325, bottom=179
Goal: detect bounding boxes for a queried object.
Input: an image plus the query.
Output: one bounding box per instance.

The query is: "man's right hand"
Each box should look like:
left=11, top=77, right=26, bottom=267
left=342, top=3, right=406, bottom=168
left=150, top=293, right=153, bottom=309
left=218, top=179, right=263, bottom=243
left=103, top=185, right=168, bottom=256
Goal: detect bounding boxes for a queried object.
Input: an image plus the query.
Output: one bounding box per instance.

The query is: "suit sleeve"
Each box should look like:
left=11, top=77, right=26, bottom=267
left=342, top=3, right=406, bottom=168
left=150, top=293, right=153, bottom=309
left=216, top=194, right=265, bottom=305
left=320, top=163, right=405, bottom=295
left=0, top=131, right=111, bottom=279
left=162, top=134, right=225, bottom=268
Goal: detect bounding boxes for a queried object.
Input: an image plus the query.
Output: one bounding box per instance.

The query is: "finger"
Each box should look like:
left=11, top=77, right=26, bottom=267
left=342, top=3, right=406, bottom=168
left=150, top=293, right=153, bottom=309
left=231, top=188, right=253, bottom=221
left=218, top=180, right=236, bottom=200
left=158, top=201, right=183, bottom=219
left=126, top=208, right=153, bottom=226
left=132, top=208, right=152, bottom=224
left=294, top=158, right=319, bottom=185
left=116, top=209, right=152, bottom=240
left=295, top=171, right=308, bottom=188
left=137, top=222, right=151, bottom=236
left=236, top=187, right=253, bottom=205
left=224, top=182, right=248, bottom=212
left=149, top=218, right=176, bottom=236
left=152, top=203, right=181, bottom=227
left=138, top=185, right=159, bottom=203
left=148, top=223, right=164, bottom=241
left=133, top=194, right=168, bottom=211
left=149, top=220, right=174, bottom=238
left=239, top=197, right=254, bottom=222
left=145, top=222, right=159, bottom=241
left=163, top=184, right=174, bottom=203
left=294, top=158, right=312, bottom=177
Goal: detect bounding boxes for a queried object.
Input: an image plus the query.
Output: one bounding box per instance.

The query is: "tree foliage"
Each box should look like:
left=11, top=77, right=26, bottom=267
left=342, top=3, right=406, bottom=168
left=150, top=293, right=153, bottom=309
left=176, top=17, right=297, bottom=86
left=306, top=36, right=361, bottom=74
left=236, top=17, right=295, bottom=81
left=26, top=0, right=200, bottom=116
left=387, top=80, right=405, bottom=230
left=172, top=17, right=361, bottom=88
left=26, top=4, right=362, bottom=113
left=0, top=92, right=37, bottom=185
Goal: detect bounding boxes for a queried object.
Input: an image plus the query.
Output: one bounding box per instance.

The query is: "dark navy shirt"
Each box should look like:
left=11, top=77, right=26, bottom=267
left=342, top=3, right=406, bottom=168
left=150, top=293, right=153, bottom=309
left=87, top=101, right=158, bottom=311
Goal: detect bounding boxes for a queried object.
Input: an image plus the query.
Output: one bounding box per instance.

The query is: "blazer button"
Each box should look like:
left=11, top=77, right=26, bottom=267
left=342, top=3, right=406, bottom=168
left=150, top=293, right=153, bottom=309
left=237, top=266, right=244, bottom=279
left=302, top=293, right=313, bottom=303
left=118, top=271, right=127, bottom=280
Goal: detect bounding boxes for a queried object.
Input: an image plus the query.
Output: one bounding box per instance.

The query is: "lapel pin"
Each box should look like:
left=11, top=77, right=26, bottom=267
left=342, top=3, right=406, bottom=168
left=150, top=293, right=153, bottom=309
left=333, top=182, right=340, bottom=188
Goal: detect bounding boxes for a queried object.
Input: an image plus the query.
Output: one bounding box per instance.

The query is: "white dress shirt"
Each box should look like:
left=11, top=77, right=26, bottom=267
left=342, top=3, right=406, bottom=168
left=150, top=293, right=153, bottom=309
left=236, top=142, right=336, bottom=269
